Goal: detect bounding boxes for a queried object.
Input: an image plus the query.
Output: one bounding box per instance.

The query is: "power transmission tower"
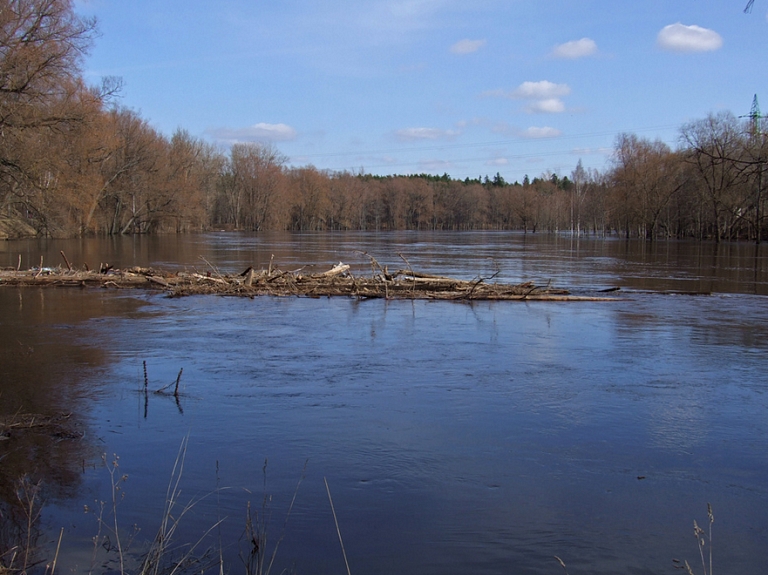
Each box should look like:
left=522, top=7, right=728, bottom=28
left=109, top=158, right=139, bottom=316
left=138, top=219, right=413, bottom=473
left=740, top=94, right=764, bottom=137
left=739, top=95, right=767, bottom=244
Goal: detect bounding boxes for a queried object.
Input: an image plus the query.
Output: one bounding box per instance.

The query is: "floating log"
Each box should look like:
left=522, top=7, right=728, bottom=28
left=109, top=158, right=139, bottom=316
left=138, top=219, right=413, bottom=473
left=0, top=262, right=622, bottom=301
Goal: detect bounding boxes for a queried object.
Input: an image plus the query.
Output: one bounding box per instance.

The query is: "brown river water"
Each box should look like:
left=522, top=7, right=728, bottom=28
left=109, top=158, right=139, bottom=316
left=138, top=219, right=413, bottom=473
left=1, top=232, right=767, bottom=575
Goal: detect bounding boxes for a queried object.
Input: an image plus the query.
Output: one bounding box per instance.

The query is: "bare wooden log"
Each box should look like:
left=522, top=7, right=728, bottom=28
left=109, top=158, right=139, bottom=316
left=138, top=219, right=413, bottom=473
left=313, top=263, right=351, bottom=278
left=60, top=251, right=72, bottom=271
left=147, top=276, right=171, bottom=288
left=392, top=269, right=455, bottom=280
left=192, top=273, right=229, bottom=285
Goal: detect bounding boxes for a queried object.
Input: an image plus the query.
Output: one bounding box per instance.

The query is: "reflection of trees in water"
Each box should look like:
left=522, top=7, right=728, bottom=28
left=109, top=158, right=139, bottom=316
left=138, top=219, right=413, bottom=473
left=0, top=288, right=146, bottom=566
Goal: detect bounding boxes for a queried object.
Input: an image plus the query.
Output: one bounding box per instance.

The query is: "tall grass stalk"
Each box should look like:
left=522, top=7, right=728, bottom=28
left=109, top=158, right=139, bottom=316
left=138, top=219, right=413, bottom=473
left=16, top=475, right=43, bottom=575
left=86, top=453, right=135, bottom=575
left=240, top=459, right=307, bottom=575
left=138, top=435, right=223, bottom=575
left=678, top=504, right=714, bottom=575
left=324, top=477, right=351, bottom=575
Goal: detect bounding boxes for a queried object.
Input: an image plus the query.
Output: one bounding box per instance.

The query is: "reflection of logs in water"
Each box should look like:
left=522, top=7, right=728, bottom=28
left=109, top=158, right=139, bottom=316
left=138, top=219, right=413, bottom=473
left=0, top=412, right=83, bottom=440
left=0, top=262, right=621, bottom=301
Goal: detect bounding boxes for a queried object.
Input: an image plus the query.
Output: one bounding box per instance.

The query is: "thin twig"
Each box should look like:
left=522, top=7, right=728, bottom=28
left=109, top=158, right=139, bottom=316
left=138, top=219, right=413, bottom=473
left=707, top=503, right=714, bottom=575
left=174, top=368, right=183, bottom=397
left=199, top=256, right=224, bottom=278
left=263, top=460, right=308, bottom=575
left=397, top=253, right=417, bottom=294
left=49, top=527, right=64, bottom=575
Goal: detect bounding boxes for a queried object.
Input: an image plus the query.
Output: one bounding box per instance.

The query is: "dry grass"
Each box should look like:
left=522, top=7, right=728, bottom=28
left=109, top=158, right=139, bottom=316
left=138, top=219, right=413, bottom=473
left=239, top=459, right=307, bottom=575
left=1, top=439, right=316, bottom=575
left=673, top=504, right=715, bottom=575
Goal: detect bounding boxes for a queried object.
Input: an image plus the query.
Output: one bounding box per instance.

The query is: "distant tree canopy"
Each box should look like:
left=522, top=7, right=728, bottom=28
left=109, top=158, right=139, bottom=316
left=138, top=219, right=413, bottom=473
left=0, top=0, right=765, bottom=242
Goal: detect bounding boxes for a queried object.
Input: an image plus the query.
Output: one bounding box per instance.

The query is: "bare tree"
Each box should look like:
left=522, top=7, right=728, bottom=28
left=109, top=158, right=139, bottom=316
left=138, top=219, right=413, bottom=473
left=225, top=143, right=287, bottom=230
left=0, top=1, right=98, bottom=233
left=680, top=112, right=750, bottom=241
left=611, top=133, right=686, bottom=239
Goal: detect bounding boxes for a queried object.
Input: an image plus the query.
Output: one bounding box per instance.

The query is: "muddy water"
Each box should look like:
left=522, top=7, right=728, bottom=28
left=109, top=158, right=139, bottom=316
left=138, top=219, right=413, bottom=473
left=1, top=232, right=767, bottom=575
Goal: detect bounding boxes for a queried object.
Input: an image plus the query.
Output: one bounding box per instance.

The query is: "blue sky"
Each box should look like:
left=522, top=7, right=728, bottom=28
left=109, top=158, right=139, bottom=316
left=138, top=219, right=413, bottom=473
left=74, top=0, right=768, bottom=182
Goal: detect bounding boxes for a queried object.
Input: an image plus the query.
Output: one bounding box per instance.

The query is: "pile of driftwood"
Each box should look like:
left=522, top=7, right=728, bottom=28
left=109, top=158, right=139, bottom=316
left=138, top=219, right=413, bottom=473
left=0, top=412, right=83, bottom=441
left=0, top=254, right=618, bottom=301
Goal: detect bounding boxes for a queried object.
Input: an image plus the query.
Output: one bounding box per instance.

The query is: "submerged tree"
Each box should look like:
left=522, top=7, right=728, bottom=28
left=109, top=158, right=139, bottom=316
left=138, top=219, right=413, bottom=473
left=610, top=133, right=686, bottom=239
left=680, top=112, right=750, bottom=241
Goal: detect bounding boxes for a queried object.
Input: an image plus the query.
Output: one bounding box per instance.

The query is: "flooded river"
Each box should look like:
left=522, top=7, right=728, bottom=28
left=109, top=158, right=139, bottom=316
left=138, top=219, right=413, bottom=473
left=1, top=232, right=767, bottom=575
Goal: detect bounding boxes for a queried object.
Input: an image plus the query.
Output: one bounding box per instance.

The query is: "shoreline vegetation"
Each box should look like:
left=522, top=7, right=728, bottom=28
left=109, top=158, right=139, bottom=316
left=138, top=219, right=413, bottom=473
left=0, top=254, right=620, bottom=301
left=0, top=427, right=717, bottom=575
left=0, top=10, right=766, bottom=244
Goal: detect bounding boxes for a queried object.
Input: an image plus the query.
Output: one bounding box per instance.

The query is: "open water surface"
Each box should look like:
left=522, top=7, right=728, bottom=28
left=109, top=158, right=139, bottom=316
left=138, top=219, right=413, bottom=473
left=1, top=232, right=767, bottom=575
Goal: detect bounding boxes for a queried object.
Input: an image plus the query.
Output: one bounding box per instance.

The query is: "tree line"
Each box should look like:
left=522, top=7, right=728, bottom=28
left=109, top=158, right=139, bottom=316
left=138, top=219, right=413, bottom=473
left=1, top=0, right=766, bottom=242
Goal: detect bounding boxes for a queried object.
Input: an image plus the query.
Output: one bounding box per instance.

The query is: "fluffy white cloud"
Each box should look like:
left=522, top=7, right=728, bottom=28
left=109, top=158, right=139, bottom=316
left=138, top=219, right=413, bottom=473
left=551, top=38, right=597, bottom=59
left=394, top=127, right=459, bottom=141
left=525, top=99, right=566, bottom=114
left=489, top=123, right=563, bottom=137
left=419, top=158, right=453, bottom=171
left=522, top=126, right=562, bottom=138
left=657, top=23, right=723, bottom=53
left=207, top=122, right=297, bottom=143
left=450, top=38, right=486, bottom=54
left=484, top=81, right=570, bottom=114
left=485, top=157, right=509, bottom=166
left=512, top=81, right=571, bottom=100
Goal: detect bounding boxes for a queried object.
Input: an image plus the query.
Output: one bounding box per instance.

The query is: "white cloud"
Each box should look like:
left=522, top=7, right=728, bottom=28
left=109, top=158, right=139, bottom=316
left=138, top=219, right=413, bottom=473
left=394, top=127, right=459, bottom=141
left=350, top=0, right=450, bottom=43
left=657, top=23, right=723, bottom=53
left=486, top=157, right=509, bottom=166
left=419, top=158, right=453, bottom=171
left=551, top=38, right=597, bottom=59
left=522, top=126, right=562, bottom=138
left=512, top=81, right=571, bottom=100
left=525, top=99, right=566, bottom=114
left=490, top=122, right=514, bottom=135
left=490, top=123, right=562, bottom=137
left=483, top=81, right=570, bottom=114
left=207, top=122, right=297, bottom=143
left=450, top=38, right=486, bottom=54
left=480, top=88, right=507, bottom=98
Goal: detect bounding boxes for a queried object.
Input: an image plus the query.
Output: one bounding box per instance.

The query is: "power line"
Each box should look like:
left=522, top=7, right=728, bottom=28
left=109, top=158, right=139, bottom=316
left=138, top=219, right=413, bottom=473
left=287, top=124, right=679, bottom=163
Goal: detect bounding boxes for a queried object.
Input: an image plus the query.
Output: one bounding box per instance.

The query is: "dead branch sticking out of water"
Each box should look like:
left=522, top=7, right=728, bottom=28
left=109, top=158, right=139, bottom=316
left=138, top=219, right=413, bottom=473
left=0, top=261, right=620, bottom=301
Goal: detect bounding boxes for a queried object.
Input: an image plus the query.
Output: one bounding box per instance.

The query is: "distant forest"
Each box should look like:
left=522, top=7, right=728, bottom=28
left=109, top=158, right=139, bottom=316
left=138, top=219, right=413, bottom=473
left=1, top=1, right=766, bottom=242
